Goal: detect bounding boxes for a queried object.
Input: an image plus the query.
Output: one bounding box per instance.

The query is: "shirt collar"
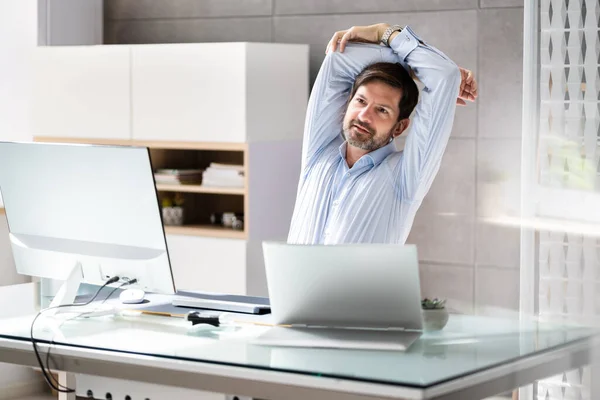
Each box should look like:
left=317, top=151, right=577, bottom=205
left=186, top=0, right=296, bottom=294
left=338, top=139, right=397, bottom=167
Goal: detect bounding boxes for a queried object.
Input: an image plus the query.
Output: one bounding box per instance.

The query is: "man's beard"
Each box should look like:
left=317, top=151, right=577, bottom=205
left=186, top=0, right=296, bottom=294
left=343, top=119, right=393, bottom=151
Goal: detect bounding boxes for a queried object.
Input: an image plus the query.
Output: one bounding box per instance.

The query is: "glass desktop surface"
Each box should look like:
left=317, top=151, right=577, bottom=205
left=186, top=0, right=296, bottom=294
left=0, top=311, right=596, bottom=388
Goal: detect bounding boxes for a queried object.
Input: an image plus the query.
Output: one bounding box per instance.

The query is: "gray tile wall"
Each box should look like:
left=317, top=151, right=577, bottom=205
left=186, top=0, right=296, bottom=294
left=104, top=0, right=524, bottom=313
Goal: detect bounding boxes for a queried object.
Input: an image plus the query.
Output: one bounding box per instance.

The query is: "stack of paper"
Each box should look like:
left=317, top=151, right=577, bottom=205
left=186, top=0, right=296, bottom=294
left=154, top=169, right=203, bottom=185
left=202, top=163, right=244, bottom=188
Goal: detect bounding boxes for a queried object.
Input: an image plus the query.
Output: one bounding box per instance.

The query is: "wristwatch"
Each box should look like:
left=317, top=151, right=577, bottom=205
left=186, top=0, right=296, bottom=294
left=380, top=24, right=403, bottom=47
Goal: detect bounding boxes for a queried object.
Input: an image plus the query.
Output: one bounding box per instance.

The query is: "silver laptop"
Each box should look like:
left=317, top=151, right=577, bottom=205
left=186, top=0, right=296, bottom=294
left=256, top=242, right=423, bottom=350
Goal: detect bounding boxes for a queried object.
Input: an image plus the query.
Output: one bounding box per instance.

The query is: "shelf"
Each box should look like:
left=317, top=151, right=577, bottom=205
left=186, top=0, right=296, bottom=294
left=33, top=137, right=247, bottom=151
left=164, top=224, right=246, bottom=239
left=0, top=206, right=243, bottom=237
left=155, top=184, right=245, bottom=195
left=0, top=206, right=243, bottom=238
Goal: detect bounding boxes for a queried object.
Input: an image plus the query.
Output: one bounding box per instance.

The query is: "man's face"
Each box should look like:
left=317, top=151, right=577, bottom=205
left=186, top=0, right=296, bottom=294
left=343, top=80, right=403, bottom=152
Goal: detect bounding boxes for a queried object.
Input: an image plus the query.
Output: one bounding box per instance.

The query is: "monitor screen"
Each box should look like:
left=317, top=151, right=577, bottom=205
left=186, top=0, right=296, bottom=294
left=0, top=142, right=175, bottom=295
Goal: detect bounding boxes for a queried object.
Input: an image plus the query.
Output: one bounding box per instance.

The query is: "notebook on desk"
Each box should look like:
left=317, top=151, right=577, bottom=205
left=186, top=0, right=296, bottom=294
left=172, top=290, right=271, bottom=315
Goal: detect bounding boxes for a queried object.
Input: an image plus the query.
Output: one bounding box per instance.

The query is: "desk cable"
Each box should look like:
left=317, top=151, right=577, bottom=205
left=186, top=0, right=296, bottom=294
left=31, top=276, right=137, bottom=393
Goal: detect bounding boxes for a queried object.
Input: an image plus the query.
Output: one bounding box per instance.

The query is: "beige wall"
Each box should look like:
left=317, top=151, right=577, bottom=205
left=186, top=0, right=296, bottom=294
left=104, top=0, right=524, bottom=313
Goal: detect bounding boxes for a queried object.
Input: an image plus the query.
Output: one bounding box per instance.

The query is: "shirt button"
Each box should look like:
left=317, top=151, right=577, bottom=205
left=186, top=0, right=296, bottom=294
left=333, top=200, right=340, bottom=207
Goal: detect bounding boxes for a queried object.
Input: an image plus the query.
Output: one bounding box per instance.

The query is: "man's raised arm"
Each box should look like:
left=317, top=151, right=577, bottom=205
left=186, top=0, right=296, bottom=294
left=388, top=27, right=462, bottom=202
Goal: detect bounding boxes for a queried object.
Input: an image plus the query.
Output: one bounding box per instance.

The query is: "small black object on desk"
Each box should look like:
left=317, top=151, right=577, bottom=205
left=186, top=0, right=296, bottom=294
left=186, top=311, right=221, bottom=327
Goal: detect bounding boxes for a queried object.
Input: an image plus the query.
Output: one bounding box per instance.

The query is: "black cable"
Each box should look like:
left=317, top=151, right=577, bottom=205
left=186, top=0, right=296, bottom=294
left=31, top=276, right=120, bottom=393
left=33, top=276, right=121, bottom=392
left=44, top=278, right=138, bottom=385
left=100, top=278, right=137, bottom=307
left=32, top=276, right=119, bottom=392
left=43, top=281, right=124, bottom=391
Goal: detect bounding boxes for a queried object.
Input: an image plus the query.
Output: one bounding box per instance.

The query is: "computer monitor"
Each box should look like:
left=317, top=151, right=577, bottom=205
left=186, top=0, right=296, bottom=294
left=0, top=141, right=176, bottom=309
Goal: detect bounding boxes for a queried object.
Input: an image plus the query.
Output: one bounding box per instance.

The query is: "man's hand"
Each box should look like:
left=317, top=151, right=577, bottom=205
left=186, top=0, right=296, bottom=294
left=326, top=23, right=389, bottom=53
left=457, top=68, right=477, bottom=106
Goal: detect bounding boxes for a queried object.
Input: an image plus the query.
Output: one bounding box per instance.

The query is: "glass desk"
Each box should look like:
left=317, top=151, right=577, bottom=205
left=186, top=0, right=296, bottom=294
left=0, top=310, right=597, bottom=400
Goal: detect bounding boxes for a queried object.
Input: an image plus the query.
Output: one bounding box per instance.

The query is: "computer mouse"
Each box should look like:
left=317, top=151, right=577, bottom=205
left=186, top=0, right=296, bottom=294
left=119, top=288, right=146, bottom=304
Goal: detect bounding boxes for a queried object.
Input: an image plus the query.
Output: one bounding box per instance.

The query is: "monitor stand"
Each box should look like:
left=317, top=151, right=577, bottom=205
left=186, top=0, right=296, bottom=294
left=47, top=262, right=83, bottom=313
left=45, top=262, right=115, bottom=317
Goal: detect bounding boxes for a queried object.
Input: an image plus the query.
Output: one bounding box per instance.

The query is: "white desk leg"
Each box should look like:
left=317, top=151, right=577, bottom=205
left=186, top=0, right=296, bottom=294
left=58, top=371, right=76, bottom=400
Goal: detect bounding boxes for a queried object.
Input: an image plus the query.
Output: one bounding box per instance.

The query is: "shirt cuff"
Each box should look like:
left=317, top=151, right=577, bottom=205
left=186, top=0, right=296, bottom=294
left=389, top=26, right=421, bottom=61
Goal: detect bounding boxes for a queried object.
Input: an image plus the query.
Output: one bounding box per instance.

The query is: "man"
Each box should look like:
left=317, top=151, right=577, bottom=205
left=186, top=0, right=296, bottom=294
left=287, top=23, right=477, bottom=244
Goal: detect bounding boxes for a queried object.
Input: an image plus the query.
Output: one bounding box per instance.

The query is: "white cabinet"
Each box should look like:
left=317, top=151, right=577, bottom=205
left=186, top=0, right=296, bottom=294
left=166, top=235, right=247, bottom=294
left=33, top=42, right=310, bottom=143
left=131, top=42, right=309, bottom=143
left=0, top=0, right=102, bottom=143
left=32, top=46, right=131, bottom=140
left=131, top=43, right=247, bottom=143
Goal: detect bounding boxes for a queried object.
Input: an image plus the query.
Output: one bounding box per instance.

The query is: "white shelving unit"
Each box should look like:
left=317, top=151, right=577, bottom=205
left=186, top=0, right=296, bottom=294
left=33, top=42, right=309, bottom=296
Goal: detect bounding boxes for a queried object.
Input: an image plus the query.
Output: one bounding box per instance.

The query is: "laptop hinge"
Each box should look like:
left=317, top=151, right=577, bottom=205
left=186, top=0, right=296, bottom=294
left=290, top=324, right=409, bottom=331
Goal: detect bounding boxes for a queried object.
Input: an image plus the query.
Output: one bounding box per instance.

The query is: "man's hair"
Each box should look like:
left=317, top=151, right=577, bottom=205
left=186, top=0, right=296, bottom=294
left=348, top=62, right=419, bottom=121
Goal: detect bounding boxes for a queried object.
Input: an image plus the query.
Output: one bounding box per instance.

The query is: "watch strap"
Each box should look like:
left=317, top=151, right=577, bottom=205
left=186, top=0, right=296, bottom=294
left=380, top=24, right=403, bottom=47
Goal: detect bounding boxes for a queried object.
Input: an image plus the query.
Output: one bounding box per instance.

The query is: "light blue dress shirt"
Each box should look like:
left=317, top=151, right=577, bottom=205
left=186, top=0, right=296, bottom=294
left=287, top=26, right=461, bottom=245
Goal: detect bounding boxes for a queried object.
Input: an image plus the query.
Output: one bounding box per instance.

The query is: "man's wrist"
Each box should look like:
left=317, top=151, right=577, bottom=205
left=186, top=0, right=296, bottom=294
left=388, top=30, right=401, bottom=45
left=378, top=23, right=391, bottom=42
left=379, top=24, right=403, bottom=47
